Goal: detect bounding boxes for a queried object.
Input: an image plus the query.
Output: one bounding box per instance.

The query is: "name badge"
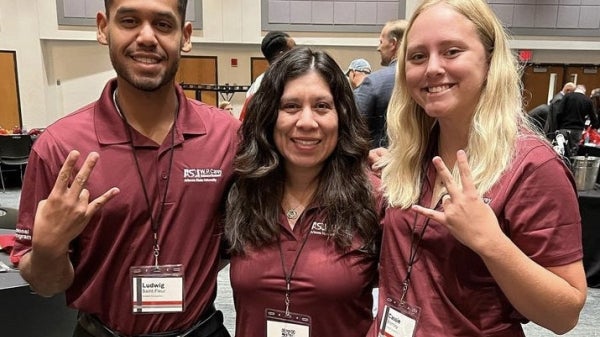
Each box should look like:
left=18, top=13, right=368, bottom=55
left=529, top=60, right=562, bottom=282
left=379, top=298, right=421, bottom=337
left=131, top=264, right=185, bottom=314
left=265, top=308, right=311, bottom=337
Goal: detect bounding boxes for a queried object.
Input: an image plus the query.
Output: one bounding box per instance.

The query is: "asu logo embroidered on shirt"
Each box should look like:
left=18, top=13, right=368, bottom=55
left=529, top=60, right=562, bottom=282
left=310, top=222, right=332, bottom=236
left=183, top=168, right=222, bottom=183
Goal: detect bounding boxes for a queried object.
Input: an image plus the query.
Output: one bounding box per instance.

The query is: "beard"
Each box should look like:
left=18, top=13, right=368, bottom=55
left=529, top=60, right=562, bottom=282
left=109, top=44, right=181, bottom=92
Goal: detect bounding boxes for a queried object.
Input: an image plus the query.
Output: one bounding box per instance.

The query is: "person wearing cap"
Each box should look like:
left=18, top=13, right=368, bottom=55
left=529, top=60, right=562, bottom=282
left=346, top=58, right=372, bottom=89
left=354, top=20, right=408, bottom=148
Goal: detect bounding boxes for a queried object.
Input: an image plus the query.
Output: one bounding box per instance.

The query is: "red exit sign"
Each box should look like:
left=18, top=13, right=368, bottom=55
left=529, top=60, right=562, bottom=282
left=518, top=49, right=533, bottom=62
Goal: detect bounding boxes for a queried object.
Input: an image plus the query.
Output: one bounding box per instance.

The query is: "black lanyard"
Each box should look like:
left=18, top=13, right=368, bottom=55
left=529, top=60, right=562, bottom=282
left=277, top=219, right=312, bottom=317
left=400, top=213, right=431, bottom=303
left=113, top=88, right=177, bottom=267
left=399, top=169, right=442, bottom=304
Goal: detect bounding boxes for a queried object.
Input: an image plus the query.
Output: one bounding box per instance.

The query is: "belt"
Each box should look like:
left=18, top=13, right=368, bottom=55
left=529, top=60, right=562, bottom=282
left=77, top=305, right=222, bottom=337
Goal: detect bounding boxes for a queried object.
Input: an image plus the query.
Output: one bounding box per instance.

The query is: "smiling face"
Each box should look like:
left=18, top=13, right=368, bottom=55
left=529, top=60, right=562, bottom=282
left=404, top=3, right=489, bottom=122
left=274, top=71, right=339, bottom=175
left=97, top=0, right=192, bottom=92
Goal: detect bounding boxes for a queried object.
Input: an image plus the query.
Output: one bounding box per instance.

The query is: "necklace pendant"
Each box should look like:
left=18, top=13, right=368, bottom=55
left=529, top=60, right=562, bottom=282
left=286, top=209, right=298, bottom=220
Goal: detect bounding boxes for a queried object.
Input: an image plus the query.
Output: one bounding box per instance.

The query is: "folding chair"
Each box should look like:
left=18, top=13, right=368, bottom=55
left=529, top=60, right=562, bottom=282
left=0, top=134, right=33, bottom=192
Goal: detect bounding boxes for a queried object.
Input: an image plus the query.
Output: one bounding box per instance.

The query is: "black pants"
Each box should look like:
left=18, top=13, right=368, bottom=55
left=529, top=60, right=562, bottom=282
left=72, top=311, right=230, bottom=337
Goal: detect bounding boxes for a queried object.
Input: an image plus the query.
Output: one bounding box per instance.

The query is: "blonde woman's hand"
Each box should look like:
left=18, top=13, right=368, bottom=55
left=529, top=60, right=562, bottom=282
left=411, top=150, right=503, bottom=253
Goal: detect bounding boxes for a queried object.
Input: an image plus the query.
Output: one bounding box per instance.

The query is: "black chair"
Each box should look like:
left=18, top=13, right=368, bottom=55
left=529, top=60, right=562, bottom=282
left=0, top=206, right=18, bottom=229
left=0, top=134, right=33, bottom=192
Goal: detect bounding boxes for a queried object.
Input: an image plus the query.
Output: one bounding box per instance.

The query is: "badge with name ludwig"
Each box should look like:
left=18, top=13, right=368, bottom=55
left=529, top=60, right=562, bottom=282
left=131, top=264, right=185, bottom=314
left=265, top=308, right=311, bottom=337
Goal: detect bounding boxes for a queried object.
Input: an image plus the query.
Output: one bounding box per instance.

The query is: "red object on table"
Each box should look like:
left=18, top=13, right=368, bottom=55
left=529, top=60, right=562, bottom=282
left=0, top=234, right=15, bottom=253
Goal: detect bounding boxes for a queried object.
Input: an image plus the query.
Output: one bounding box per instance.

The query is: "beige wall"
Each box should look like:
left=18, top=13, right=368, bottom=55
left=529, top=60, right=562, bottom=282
left=0, top=1, right=48, bottom=129
left=0, top=0, right=599, bottom=126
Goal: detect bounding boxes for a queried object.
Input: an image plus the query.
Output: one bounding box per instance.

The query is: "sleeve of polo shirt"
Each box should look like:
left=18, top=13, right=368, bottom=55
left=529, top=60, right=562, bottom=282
left=10, top=144, right=60, bottom=265
left=501, top=148, right=583, bottom=267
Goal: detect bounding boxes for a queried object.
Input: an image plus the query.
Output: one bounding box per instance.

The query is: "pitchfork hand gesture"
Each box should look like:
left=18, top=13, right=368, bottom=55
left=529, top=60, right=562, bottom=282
left=411, top=150, right=502, bottom=254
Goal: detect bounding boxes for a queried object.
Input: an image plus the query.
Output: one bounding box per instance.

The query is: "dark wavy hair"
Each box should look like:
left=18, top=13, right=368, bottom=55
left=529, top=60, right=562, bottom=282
left=104, top=0, right=188, bottom=25
left=226, top=47, right=379, bottom=255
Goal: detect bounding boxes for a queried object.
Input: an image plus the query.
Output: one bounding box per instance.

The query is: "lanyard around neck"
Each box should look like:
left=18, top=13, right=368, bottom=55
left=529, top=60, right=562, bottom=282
left=113, top=88, right=178, bottom=267
left=277, top=219, right=312, bottom=317
left=400, top=169, right=441, bottom=304
left=400, top=213, right=430, bottom=304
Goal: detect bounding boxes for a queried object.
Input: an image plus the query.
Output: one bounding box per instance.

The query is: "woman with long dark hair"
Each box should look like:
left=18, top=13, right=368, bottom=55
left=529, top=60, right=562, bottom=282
left=226, top=47, right=380, bottom=337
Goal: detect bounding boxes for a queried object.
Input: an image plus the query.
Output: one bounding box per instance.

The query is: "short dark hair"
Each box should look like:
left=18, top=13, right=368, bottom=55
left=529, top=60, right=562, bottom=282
left=104, top=0, right=188, bottom=25
left=261, top=31, right=293, bottom=63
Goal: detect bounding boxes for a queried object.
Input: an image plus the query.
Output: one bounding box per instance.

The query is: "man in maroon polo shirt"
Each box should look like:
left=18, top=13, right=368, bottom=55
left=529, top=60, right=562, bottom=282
left=10, top=0, right=238, bottom=336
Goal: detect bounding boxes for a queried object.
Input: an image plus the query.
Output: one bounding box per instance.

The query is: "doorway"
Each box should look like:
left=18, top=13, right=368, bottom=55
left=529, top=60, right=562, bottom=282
left=175, top=56, right=218, bottom=107
left=0, top=50, right=22, bottom=131
left=566, top=65, right=600, bottom=94
left=522, top=64, right=565, bottom=111
left=522, top=64, right=600, bottom=112
left=251, top=57, right=268, bottom=84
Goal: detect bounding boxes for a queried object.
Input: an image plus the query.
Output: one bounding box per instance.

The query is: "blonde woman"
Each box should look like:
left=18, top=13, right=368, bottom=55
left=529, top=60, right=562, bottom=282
left=373, top=0, right=587, bottom=336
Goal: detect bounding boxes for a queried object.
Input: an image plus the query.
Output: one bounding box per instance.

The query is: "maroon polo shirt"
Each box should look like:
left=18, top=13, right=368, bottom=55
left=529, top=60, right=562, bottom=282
left=230, top=206, right=378, bottom=337
left=11, top=79, right=240, bottom=335
left=375, top=136, right=583, bottom=336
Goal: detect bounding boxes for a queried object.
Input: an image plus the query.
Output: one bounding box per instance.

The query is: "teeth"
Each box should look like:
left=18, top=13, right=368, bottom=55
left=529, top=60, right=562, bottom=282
left=295, top=139, right=319, bottom=145
left=428, top=85, right=450, bottom=93
left=134, top=57, right=159, bottom=64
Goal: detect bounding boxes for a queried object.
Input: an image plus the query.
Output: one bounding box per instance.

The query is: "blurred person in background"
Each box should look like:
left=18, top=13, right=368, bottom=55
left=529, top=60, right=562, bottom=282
left=354, top=19, right=408, bottom=148
left=345, top=58, right=372, bottom=89
left=219, top=100, right=234, bottom=116
left=550, top=82, right=576, bottom=105
left=556, top=84, right=599, bottom=152
left=240, top=31, right=296, bottom=121
left=590, top=88, right=600, bottom=123
left=245, top=31, right=296, bottom=98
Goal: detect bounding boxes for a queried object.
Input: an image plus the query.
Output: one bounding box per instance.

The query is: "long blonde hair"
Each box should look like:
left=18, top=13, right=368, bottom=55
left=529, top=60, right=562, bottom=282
left=382, top=0, right=534, bottom=208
